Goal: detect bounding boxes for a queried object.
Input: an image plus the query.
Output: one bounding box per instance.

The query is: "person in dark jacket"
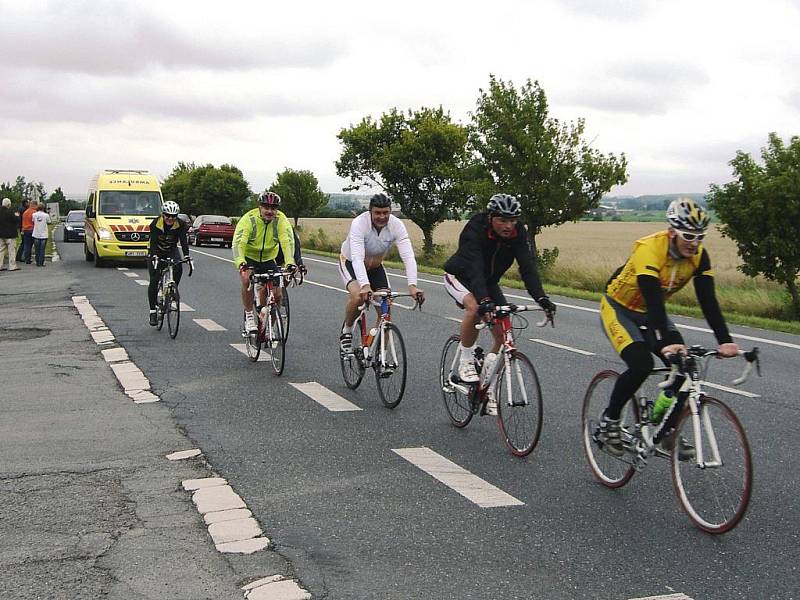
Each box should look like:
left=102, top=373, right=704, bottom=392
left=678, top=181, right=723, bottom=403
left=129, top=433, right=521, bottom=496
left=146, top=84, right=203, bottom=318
left=442, top=193, right=556, bottom=414
left=0, top=198, right=21, bottom=271
left=147, top=200, right=191, bottom=326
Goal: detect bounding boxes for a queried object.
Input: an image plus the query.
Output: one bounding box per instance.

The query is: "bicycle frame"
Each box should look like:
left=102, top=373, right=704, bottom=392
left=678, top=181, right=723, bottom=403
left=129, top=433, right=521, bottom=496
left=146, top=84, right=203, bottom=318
left=249, top=270, right=289, bottom=339
left=354, top=291, right=417, bottom=368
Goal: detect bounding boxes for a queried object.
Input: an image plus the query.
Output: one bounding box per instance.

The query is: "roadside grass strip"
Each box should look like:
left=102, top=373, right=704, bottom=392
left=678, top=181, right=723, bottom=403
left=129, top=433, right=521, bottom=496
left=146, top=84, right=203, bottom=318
left=392, top=447, right=525, bottom=508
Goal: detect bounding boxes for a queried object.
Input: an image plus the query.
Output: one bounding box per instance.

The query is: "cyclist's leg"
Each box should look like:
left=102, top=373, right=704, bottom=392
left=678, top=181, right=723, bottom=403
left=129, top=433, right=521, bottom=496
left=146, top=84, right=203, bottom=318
left=170, top=248, right=184, bottom=286
left=339, top=256, right=363, bottom=329
left=443, top=273, right=480, bottom=382
left=147, top=257, right=160, bottom=325
left=486, top=284, right=507, bottom=354
left=368, top=264, right=390, bottom=318
left=240, top=259, right=255, bottom=312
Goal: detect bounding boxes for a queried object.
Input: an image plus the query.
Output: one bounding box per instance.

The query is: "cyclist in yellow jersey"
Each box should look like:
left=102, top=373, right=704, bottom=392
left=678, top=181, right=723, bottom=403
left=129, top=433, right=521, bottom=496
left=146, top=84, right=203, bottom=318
left=233, top=191, right=296, bottom=333
left=597, top=199, right=739, bottom=457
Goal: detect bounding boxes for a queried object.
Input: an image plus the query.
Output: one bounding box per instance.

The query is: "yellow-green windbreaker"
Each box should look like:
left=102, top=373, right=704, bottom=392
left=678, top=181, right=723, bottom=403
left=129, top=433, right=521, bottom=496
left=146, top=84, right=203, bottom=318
left=232, top=208, right=295, bottom=268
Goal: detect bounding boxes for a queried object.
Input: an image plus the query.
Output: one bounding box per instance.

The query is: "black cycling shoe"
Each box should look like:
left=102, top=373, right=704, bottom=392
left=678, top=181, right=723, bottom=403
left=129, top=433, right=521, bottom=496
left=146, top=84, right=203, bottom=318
left=149, top=311, right=158, bottom=326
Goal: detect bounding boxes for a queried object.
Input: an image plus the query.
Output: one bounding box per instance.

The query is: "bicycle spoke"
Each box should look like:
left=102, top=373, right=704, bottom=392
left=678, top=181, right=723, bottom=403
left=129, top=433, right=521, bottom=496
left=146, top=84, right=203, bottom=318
left=672, top=396, right=752, bottom=534
left=439, top=335, right=474, bottom=427
left=496, top=351, right=542, bottom=457
left=167, top=287, right=181, bottom=339
left=269, top=307, right=285, bottom=375
left=340, top=318, right=365, bottom=390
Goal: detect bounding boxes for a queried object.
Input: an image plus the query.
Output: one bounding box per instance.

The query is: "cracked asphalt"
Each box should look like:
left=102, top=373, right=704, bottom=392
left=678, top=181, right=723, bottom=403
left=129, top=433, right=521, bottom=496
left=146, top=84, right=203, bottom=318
left=0, top=261, right=291, bottom=599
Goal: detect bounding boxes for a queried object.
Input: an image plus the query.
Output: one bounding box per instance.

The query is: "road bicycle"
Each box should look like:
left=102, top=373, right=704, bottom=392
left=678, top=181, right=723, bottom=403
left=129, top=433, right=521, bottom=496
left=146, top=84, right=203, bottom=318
left=440, top=304, right=553, bottom=457
left=153, top=256, right=193, bottom=339
left=241, top=267, right=298, bottom=375
left=340, top=290, right=423, bottom=409
left=582, top=344, right=761, bottom=534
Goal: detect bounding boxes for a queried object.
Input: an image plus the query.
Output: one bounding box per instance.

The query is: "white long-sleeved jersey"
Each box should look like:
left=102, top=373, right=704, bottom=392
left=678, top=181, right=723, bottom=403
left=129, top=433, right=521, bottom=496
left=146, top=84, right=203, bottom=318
left=340, top=212, right=418, bottom=287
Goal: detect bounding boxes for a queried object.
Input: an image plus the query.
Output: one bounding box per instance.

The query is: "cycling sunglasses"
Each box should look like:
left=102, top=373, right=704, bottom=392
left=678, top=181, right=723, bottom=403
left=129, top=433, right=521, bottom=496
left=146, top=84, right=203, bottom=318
left=674, top=229, right=706, bottom=242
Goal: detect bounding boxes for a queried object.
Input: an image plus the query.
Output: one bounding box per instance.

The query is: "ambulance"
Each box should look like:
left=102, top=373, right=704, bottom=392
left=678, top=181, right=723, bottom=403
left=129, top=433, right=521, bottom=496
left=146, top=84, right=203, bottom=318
left=83, top=170, right=163, bottom=267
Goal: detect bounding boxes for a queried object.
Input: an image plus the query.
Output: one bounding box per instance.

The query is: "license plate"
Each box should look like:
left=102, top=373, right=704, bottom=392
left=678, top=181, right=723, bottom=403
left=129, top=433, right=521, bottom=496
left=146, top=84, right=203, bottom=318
left=211, top=237, right=223, bottom=242
left=125, top=251, right=147, bottom=257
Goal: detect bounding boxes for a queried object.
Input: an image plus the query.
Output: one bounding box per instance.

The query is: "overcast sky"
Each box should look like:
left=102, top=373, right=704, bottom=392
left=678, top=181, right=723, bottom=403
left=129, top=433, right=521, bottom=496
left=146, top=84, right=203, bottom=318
left=1, top=0, right=798, bottom=198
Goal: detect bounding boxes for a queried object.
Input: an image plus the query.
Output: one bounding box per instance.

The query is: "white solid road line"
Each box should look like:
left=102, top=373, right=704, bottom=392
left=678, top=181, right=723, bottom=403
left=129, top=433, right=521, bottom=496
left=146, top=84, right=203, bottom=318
left=289, top=382, right=362, bottom=412
left=529, top=338, right=595, bottom=356
left=229, top=343, right=271, bottom=361
left=392, top=447, right=525, bottom=508
left=194, top=318, right=227, bottom=331
left=629, top=593, right=693, bottom=600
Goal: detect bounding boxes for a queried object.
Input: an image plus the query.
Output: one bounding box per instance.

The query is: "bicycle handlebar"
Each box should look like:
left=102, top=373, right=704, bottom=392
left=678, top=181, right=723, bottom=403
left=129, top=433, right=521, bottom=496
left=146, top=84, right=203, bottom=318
left=475, top=304, right=554, bottom=330
left=152, top=255, right=193, bottom=276
left=658, top=346, right=761, bottom=388
left=357, top=291, right=425, bottom=312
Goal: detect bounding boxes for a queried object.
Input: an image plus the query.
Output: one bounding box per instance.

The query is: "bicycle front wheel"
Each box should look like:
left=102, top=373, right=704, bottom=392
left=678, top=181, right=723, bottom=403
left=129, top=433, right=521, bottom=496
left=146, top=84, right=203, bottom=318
left=167, top=287, right=181, bottom=339
left=672, top=396, right=752, bottom=534
left=268, top=307, right=285, bottom=375
left=582, top=370, right=638, bottom=488
left=495, top=351, right=543, bottom=457
left=374, top=322, right=407, bottom=409
left=279, top=288, right=290, bottom=341
left=156, top=283, right=165, bottom=331
left=439, top=335, right=473, bottom=428
left=340, top=319, right=365, bottom=390
left=243, top=312, right=261, bottom=362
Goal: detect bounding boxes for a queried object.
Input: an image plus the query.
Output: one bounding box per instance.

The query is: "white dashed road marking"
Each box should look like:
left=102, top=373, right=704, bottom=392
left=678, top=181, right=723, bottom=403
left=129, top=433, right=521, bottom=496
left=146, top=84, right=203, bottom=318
left=194, top=318, right=226, bottom=331
left=629, top=594, right=694, bottom=600
left=529, top=338, right=595, bottom=356
left=290, top=382, right=362, bottom=412
left=392, top=447, right=524, bottom=508
left=116, top=267, right=129, bottom=271
left=230, top=343, right=271, bottom=361
left=180, top=303, right=195, bottom=312
left=135, top=279, right=148, bottom=286
left=123, top=271, right=139, bottom=278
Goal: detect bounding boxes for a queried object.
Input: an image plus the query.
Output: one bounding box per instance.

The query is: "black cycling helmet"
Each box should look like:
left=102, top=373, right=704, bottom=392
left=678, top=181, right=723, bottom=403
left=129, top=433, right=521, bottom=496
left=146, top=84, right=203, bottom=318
left=259, top=191, right=281, bottom=206
left=486, top=193, right=521, bottom=218
left=666, top=198, right=709, bottom=231
left=369, top=193, right=391, bottom=208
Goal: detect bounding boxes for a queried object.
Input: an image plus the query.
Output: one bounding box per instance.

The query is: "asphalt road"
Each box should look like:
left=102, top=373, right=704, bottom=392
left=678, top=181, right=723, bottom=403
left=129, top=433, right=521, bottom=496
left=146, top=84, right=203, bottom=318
left=56, top=232, right=800, bottom=600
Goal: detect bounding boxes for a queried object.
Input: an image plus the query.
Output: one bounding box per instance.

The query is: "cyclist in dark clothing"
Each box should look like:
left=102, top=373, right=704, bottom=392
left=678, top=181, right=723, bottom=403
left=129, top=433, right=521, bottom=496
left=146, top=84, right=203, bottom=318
left=443, top=193, right=556, bottom=414
left=147, top=200, right=191, bottom=326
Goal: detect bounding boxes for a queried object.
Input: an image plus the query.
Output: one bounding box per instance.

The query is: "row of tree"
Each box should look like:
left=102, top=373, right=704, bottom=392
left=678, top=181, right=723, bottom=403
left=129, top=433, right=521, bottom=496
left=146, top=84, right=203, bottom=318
left=0, top=176, right=73, bottom=213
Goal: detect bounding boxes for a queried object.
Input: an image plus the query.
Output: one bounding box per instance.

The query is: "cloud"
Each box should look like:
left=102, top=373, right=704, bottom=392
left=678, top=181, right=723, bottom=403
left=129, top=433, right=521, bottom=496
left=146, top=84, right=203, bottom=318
left=557, top=0, right=655, bottom=21
left=0, top=2, right=346, bottom=74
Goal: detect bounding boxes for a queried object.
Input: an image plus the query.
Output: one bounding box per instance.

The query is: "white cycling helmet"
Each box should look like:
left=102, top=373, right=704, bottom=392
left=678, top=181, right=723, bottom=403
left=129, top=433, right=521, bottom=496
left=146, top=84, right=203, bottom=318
left=666, top=198, right=709, bottom=231
left=162, top=200, right=180, bottom=216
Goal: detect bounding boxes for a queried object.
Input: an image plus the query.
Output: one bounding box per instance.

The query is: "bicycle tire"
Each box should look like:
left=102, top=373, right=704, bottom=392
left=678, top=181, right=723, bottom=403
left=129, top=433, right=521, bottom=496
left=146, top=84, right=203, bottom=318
left=439, top=335, right=474, bottom=428
left=244, top=311, right=261, bottom=362
left=340, top=318, right=365, bottom=390
left=495, top=350, right=543, bottom=457
left=582, top=370, right=638, bottom=488
left=672, top=396, right=752, bottom=534
left=167, top=286, right=180, bottom=339
left=156, top=282, right=165, bottom=331
left=374, top=322, right=407, bottom=409
left=269, top=306, right=285, bottom=375
left=280, top=287, right=290, bottom=341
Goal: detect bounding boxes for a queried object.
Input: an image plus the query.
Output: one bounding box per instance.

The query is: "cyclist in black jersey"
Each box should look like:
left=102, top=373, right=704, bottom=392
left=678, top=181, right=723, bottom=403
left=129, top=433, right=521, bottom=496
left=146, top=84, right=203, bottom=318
left=443, top=193, right=556, bottom=414
left=147, top=200, right=191, bottom=326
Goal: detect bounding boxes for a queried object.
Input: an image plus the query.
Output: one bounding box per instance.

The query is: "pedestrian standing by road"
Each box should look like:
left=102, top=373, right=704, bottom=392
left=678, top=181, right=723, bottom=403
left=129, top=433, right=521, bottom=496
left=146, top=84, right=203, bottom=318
left=14, top=198, right=28, bottom=263
left=31, top=203, right=51, bottom=267
left=21, top=199, right=38, bottom=264
left=0, top=197, right=21, bottom=271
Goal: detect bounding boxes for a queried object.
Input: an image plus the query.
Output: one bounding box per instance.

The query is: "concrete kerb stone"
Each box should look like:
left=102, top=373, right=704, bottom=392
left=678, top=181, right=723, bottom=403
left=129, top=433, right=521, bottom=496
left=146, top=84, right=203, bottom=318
left=244, top=578, right=311, bottom=600
left=101, top=347, right=130, bottom=363
left=166, top=449, right=202, bottom=461
left=182, top=477, right=227, bottom=491
left=208, top=517, right=263, bottom=545
left=215, top=537, right=270, bottom=554
left=192, top=485, right=246, bottom=514
left=242, top=575, right=284, bottom=591
left=204, top=508, right=252, bottom=525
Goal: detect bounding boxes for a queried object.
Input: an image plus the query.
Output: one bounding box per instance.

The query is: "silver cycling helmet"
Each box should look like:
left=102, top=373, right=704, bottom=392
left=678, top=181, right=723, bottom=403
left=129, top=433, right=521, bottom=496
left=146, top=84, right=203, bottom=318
left=486, top=193, right=521, bottom=218
left=161, top=200, right=180, bottom=216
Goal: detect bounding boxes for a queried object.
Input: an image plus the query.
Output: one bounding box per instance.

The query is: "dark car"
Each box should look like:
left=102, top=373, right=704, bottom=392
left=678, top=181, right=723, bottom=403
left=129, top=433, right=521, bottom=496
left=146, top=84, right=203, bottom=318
left=62, top=210, right=86, bottom=242
left=188, top=215, right=235, bottom=247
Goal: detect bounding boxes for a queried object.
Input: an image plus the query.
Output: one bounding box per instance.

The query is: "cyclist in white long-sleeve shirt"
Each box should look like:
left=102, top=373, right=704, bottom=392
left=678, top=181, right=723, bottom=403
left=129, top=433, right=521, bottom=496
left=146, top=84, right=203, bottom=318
left=338, top=193, right=424, bottom=355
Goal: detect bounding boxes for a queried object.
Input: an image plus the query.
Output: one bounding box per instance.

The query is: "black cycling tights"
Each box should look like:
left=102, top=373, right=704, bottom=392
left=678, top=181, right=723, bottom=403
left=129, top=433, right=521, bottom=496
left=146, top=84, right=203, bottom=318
left=148, top=260, right=183, bottom=309
left=606, top=342, right=654, bottom=420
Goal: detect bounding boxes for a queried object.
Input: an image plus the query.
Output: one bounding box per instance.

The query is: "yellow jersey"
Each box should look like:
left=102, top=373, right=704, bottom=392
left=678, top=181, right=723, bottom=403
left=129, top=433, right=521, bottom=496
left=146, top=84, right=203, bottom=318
left=606, top=231, right=712, bottom=312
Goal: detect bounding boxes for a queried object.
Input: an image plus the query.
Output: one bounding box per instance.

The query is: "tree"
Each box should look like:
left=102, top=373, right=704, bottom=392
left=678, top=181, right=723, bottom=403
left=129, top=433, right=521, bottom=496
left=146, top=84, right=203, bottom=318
left=469, top=75, right=628, bottom=238
left=337, top=106, right=473, bottom=255
left=269, top=168, right=328, bottom=227
left=707, top=133, right=800, bottom=318
left=162, top=162, right=251, bottom=217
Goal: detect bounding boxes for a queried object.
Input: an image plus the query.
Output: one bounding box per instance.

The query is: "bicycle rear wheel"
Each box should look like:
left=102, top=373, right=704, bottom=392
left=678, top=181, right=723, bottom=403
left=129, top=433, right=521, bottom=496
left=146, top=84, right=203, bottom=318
left=279, top=288, right=290, bottom=341
left=167, top=286, right=181, bottom=339
left=440, top=335, right=474, bottom=428
left=268, top=306, right=285, bottom=375
left=672, top=396, right=752, bottom=534
left=340, top=318, right=365, bottom=390
left=582, top=370, right=638, bottom=487
left=374, top=322, right=407, bottom=409
left=243, top=312, right=261, bottom=362
left=495, top=351, right=543, bottom=457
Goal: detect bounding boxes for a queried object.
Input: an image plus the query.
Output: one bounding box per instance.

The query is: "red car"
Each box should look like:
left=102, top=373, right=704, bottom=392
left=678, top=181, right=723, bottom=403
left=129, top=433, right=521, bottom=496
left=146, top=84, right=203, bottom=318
left=189, top=215, right=235, bottom=247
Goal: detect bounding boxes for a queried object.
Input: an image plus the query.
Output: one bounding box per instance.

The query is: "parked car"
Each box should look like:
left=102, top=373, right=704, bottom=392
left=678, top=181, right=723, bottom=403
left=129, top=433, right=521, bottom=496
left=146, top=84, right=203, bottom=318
left=62, top=210, right=86, bottom=242
left=188, top=215, right=235, bottom=247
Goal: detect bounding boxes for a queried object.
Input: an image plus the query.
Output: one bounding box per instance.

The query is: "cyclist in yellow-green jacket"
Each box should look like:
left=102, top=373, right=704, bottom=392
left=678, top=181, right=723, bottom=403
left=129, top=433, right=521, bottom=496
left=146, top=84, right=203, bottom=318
left=233, top=191, right=296, bottom=333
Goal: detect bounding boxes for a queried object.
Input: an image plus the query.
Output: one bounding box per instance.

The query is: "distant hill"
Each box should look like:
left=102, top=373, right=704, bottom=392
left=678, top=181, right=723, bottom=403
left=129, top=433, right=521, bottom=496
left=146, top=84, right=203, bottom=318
left=602, top=193, right=707, bottom=210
